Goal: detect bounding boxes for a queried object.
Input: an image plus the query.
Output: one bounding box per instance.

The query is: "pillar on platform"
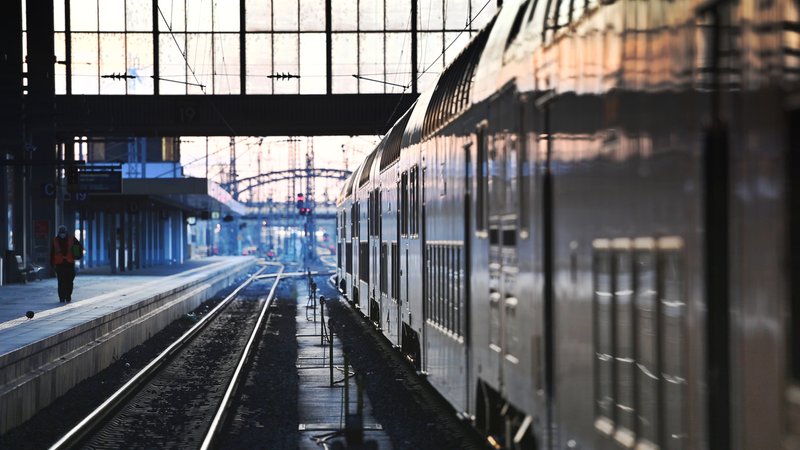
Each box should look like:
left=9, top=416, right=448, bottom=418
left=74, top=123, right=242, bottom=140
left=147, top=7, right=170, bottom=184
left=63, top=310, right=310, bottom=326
left=25, top=0, right=58, bottom=268
left=0, top=1, right=24, bottom=268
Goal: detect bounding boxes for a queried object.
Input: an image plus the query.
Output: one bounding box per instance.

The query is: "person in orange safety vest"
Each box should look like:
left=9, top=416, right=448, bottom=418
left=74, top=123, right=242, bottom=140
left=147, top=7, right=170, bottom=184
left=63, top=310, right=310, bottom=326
left=50, top=225, right=82, bottom=303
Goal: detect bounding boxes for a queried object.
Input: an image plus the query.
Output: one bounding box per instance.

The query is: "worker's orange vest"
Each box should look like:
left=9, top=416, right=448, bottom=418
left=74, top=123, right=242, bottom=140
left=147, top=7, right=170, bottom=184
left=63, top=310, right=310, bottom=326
left=52, top=236, right=75, bottom=264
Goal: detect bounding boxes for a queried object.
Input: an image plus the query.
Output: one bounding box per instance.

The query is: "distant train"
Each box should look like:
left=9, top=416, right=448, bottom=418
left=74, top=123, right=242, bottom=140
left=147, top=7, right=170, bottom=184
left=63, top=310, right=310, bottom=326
left=336, top=1, right=800, bottom=449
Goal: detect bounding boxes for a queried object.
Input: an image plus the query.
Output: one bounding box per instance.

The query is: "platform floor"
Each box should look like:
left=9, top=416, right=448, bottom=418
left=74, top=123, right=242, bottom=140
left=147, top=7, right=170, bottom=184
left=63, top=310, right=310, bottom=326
left=0, top=257, right=255, bottom=359
left=295, top=279, right=392, bottom=450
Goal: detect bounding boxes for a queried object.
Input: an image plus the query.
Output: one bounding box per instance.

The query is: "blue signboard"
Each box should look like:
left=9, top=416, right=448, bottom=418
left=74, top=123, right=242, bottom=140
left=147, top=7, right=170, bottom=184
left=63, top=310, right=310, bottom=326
left=78, top=171, right=122, bottom=193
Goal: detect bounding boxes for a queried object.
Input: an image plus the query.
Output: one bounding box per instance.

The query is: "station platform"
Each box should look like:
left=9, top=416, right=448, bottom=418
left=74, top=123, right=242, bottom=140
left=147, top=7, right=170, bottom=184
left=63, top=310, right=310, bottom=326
left=0, top=256, right=256, bottom=433
left=294, top=277, right=392, bottom=449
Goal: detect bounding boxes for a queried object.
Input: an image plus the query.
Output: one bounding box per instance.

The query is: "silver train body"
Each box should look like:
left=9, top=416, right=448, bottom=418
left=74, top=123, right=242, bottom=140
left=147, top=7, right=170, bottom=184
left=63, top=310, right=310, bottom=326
left=336, top=1, right=800, bottom=449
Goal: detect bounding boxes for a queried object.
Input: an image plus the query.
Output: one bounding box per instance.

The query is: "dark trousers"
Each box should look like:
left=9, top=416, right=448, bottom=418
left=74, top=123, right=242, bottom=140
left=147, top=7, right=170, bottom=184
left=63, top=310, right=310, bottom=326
left=55, top=263, right=76, bottom=301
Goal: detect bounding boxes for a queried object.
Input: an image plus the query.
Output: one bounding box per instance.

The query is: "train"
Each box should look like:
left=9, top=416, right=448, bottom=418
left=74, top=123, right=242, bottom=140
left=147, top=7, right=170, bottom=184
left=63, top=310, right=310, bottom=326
left=335, top=1, right=800, bottom=449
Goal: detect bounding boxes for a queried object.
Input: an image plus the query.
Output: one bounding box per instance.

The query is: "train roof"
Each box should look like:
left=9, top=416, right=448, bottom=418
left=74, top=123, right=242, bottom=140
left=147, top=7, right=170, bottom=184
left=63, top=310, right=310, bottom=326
left=336, top=171, right=357, bottom=205
left=342, top=0, right=533, bottom=192
left=379, top=107, right=413, bottom=172
left=402, top=9, right=499, bottom=146
left=471, top=0, right=533, bottom=102
left=357, top=148, right=379, bottom=188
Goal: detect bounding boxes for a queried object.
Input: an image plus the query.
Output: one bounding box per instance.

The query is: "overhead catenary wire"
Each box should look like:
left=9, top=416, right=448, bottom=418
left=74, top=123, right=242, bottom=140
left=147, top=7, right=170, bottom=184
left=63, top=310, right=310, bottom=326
left=417, top=0, right=494, bottom=81
left=157, top=5, right=207, bottom=94
left=150, top=136, right=254, bottom=180
left=381, top=0, right=493, bottom=132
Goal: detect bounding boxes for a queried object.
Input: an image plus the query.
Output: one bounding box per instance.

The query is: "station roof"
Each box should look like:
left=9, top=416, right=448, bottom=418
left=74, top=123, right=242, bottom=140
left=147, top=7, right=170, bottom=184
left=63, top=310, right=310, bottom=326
left=108, top=178, right=247, bottom=216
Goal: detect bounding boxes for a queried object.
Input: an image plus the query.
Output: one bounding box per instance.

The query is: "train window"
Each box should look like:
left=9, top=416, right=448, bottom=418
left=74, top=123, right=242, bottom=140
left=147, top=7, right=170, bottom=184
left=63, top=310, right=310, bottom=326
left=542, top=0, right=559, bottom=41
left=400, top=171, right=409, bottom=237
left=592, top=239, right=615, bottom=433
left=427, top=246, right=433, bottom=322
left=369, top=188, right=382, bottom=237
left=373, top=190, right=378, bottom=237
left=380, top=243, right=388, bottom=295
left=433, top=246, right=439, bottom=326
left=351, top=203, right=356, bottom=239
left=488, top=228, right=499, bottom=246
left=503, top=229, right=517, bottom=248
left=425, top=243, right=464, bottom=337
left=612, top=239, right=635, bottom=446
left=391, top=242, right=400, bottom=301
left=441, top=247, right=447, bottom=329
left=592, top=236, right=685, bottom=446
left=488, top=136, right=504, bottom=215
left=518, top=103, right=530, bottom=235
left=571, top=0, right=585, bottom=20
left=528, top=0, right=547, bottom=39
left=378, top=189, right=382, bottom=237
left=368, top=191, right=374, bottom=237
left=456, top=247, right=462, bottom=336
left=505, top=0, right=531, bottom=49
left=440, top=162, right=447, bottom=197
left=410, top=166, right=419, bottom=236
left=633, top=238, right=659, bottom=447
left=408, top=166, right=417, bottom=236
left=340, top=210, right=346, bottom=239
left=346, top=242, right=353, bottom=275
left=425, top=247, right=432, bottom=322
left=476, top=125, right=488, bottom=232
left=447, top=246, right=454, bottom=332
left=658, top=237, right=687, bottom=449
left=556, top=0, right=573, bottom=28
left=359, top=241, right=369, bottom=283
left=541, top=0, right=581, bottom=41
left=506, top=134, right=518, bottom=209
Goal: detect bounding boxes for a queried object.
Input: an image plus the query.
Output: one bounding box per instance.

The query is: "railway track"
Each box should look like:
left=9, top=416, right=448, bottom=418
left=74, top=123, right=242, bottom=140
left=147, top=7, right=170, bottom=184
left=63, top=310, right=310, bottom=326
left=48, top=263, right=284, bottom=450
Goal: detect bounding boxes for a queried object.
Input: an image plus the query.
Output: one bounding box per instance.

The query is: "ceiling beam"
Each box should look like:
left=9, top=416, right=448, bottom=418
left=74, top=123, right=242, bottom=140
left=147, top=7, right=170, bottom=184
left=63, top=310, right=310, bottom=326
left=53, top=94, right=418, bottom=138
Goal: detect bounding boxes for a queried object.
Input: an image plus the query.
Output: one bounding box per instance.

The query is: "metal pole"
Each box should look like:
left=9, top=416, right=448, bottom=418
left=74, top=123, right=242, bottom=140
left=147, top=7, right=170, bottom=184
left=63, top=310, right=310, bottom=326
left=329, top=318, right=334, bottom=387
left=411, top=0, right=418, bottom=94
left=320, top=296, right=326, bottom=345
left=325, top=0, right=332, bottom=94
left=356, top=373, right=364, bottom=423
left=344, top=352, right=350, bottom=415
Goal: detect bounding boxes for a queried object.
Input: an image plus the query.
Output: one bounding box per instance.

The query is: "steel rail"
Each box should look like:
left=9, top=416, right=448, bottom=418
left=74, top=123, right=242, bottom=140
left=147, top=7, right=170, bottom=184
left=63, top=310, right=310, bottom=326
left=256, top=270, right=334, bottom=280
left=48, top=265, right=269, bottom=450
left=200, top=262, right=285, bottom=450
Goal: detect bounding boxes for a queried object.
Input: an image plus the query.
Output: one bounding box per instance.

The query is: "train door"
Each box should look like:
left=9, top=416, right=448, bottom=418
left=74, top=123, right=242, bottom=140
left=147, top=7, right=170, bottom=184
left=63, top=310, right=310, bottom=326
left=395, top=173, right=402, bottom=344
left=697, top=5, right=731, bottom=449
left=420, top=165, right=427, bottom=368
left=400, top=169, right=409, bottom=322
left=464, top=137, right=473, bottom=412
left=487, top=127, right=508, bottom=387
left=399, top=169, right=416, bottom=365
left=368, top=187, right=381, bottom=326
left=538, top=92, right=555, bottom=448
left=350, top=201, right=359, bottom=305
left=787, top=102, right=800, bottom=445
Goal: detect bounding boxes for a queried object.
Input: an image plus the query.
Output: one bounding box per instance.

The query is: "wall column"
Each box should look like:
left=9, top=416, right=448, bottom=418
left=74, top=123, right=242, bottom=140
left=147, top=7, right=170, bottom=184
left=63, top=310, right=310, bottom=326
left=25, top=0, right=57, bottom=268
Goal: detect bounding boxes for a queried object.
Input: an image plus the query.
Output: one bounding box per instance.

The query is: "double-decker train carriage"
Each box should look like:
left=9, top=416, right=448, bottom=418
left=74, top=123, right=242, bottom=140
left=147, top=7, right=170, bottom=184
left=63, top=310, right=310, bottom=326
left=336, top=1, right=800, bottom=449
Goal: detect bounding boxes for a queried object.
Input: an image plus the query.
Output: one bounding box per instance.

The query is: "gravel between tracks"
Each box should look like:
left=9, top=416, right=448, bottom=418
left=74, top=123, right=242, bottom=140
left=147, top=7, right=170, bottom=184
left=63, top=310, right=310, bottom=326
left=217, top=281, right=299, bottom=449
left=85, top=287, right=265, bottom=448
